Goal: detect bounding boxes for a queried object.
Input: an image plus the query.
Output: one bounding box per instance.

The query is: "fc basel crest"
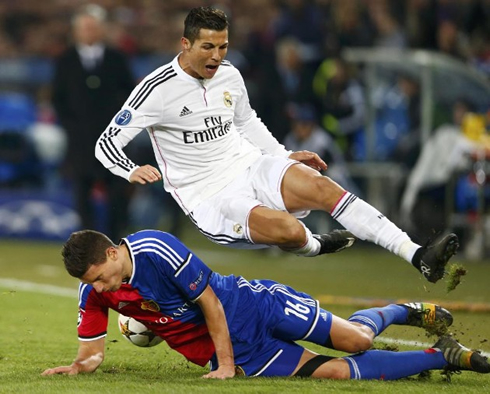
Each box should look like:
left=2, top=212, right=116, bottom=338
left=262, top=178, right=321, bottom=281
left=141, top=299, right=160, bottom=312
left=223, top=91, right=232, bottom=107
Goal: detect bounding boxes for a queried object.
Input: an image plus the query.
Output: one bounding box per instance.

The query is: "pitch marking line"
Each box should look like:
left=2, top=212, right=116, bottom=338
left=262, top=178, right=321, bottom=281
left=0, top=278, right=77, bottom=297
left=1, top=278, right=489, bottom=357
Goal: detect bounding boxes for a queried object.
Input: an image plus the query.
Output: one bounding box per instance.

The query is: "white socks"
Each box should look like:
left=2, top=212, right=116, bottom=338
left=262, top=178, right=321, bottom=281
left=289, top=224, right=321, bottom=257
left=331, top=192, right=420, bottom=263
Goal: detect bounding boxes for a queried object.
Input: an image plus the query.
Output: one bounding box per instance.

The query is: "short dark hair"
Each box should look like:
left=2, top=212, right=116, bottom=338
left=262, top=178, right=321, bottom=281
left=62, top=230, right=114, bottom=278
left=183, top=6, right=228, bottom=44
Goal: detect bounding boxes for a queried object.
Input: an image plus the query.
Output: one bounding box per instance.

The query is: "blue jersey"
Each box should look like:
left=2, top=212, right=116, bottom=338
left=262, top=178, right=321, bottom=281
left=78, top=230, right=332, bottom=375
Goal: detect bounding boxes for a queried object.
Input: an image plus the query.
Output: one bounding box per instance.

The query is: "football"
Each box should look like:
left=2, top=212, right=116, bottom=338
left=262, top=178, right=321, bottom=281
left=117, top=314, right=164, bottom=347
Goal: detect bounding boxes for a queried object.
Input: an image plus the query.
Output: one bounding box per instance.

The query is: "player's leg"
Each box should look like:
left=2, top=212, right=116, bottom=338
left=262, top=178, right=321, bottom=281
left=270, top=296, right=453, bottom=354
left=328, top=303, right=453, bottom=352
left=246, top=155, right=354, bottom=256
left=224, top=339, right=481, bottom=380
left=190, top=155, right=355, bottom=255
left=248, top=206, right=354, bottom=255
left=293, top=347, right=449, bottom=380
left=281, top=163, right=459, bottom=282
left=347, top=302, right=453, bottom=335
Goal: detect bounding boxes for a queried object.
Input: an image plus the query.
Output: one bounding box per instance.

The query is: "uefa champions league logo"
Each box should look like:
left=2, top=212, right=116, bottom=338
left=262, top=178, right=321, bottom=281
left=115, top=109, right=132, bottom=126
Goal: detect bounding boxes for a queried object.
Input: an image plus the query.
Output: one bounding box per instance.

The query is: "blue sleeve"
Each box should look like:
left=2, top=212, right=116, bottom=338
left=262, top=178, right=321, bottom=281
left=131, top=230, right=212, bottom=302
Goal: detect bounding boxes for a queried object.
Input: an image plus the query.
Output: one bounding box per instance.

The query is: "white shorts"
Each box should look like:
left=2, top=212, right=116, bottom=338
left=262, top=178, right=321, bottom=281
left=189, top=155, right=310, bottom=249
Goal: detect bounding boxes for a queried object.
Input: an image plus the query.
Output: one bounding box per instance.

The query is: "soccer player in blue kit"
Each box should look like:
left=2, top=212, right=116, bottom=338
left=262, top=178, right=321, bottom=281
left=42, top=229, right=489, bottom=380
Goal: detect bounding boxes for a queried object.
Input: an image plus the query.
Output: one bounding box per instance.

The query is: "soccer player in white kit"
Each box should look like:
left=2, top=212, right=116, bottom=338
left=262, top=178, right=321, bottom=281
left=95, top=6, right=458, bottom=283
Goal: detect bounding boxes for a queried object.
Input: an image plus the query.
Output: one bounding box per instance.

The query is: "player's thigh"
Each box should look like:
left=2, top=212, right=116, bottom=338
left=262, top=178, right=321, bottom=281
left=281, top=163, right=346, bottom=212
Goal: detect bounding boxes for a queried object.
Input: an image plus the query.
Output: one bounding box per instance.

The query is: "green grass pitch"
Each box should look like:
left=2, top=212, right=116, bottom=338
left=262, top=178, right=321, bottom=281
left=1, top=226, right=490, bottom=393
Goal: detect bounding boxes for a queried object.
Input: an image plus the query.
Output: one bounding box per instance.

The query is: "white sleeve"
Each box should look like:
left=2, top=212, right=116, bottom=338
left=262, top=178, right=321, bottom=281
left=95, top=98, right=163, bottom=181
left=233, top=74, right=292, bottom=158
left=95, top=122, right=141, bottom=182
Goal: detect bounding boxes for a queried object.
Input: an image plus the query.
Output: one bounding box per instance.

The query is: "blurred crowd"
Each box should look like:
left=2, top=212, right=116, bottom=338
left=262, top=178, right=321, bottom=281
left=1, top=0, right=489, bottom=64
left=3, top=0, right=490, bottom=133
left=2, top=0, right=490, bottom=143
left=2, top=0, right=490, bottom=246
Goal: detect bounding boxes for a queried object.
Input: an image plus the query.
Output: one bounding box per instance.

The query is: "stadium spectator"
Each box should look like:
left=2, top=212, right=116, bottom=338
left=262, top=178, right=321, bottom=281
left=95, top=6, right=459, bottom=284
left=369, top=2, right=408, bottom=49
left=436, top=19, right=470, bottom=61
left=51, top=4, right=135, bottom=240
left=404, top=0, right=438, bottom=50
left=389, top=72, right=422, bottom=167
left=42, top=229, right=490, bottom=379
left=312, top=56, right=366, bottom=161
left=271, top=0, right=325, bottom=66
left=321, top=0, right=374, bottom=56
left=400, top=99, right=481, bottom=241
left=253, top=36, right=318, bottom=142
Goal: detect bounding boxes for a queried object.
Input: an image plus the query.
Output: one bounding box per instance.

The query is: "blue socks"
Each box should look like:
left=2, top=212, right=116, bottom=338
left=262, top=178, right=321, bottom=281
left=348, top=304, right=408, bottom=336
left=344, top=348, right=446, bottom=380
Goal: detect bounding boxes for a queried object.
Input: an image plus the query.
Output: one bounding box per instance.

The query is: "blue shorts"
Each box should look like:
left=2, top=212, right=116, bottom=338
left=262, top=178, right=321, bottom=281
left=210, top=278, right=333, bottom=376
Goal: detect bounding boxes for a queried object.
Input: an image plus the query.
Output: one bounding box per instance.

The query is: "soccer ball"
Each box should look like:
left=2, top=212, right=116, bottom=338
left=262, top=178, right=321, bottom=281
left=117, top=314, right=163, bottom=347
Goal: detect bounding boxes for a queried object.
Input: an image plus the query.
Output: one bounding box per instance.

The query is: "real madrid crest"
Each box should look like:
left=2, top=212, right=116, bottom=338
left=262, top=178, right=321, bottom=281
left=223, top=91, right=232, bottom=107
left=233, top=223, right=243, bottom=235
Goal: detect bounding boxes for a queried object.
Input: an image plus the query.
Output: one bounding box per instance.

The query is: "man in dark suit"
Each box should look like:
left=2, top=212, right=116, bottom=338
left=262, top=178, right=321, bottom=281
left=52, top=4, right=135, bottom=240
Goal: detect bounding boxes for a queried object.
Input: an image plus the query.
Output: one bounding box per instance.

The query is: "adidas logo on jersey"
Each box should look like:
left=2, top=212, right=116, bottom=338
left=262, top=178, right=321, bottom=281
left=179, top=106, right=193, bottom=117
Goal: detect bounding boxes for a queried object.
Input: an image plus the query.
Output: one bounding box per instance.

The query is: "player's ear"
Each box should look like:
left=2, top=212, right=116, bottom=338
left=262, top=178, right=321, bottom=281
left=107, top=246, right=117, bottom=260
left=181, top=37, right=191, bottom=51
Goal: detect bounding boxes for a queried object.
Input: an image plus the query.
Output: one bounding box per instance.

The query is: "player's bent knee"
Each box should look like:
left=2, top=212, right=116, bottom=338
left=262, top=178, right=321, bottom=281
left=311, top=176, right=345, bottom=209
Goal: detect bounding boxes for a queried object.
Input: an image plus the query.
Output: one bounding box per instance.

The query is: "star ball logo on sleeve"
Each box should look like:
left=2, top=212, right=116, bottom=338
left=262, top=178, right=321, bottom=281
left=115, top=109, right=132, bottom=125
left=189, top=270, right=204, bottom=290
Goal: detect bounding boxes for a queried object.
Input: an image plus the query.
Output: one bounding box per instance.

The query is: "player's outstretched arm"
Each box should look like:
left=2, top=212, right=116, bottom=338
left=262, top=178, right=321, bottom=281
left=41, top=338, right=105, bottom=376
left=196, top=286, right=235, bottom=379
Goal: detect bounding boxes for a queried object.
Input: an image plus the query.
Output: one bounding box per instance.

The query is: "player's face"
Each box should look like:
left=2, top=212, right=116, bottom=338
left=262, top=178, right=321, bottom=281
left=183, top=28, right=229, bottom=79
left=81, top=248, right=125, bottom=293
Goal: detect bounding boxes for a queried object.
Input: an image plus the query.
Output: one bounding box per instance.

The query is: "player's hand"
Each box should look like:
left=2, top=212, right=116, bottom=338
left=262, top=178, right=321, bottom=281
left=41, top=365, right=79, bottom=376
left=202, top=365, right=236, bottom=379
left=289, top=150, right=327, bottom=172
left=129, top=165, right=162, bottom=185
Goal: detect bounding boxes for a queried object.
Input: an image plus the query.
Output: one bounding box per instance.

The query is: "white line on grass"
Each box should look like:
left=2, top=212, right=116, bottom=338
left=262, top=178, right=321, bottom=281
left=0, top=278, right=77, bottom=297
left=1, top=278, right=489, bottom=358
left=376, top=337, right=490, bottom=358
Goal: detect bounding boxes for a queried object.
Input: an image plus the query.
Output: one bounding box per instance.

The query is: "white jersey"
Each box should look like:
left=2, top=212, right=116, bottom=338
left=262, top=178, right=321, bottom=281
left=95, top=54, right=290, bottom=214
